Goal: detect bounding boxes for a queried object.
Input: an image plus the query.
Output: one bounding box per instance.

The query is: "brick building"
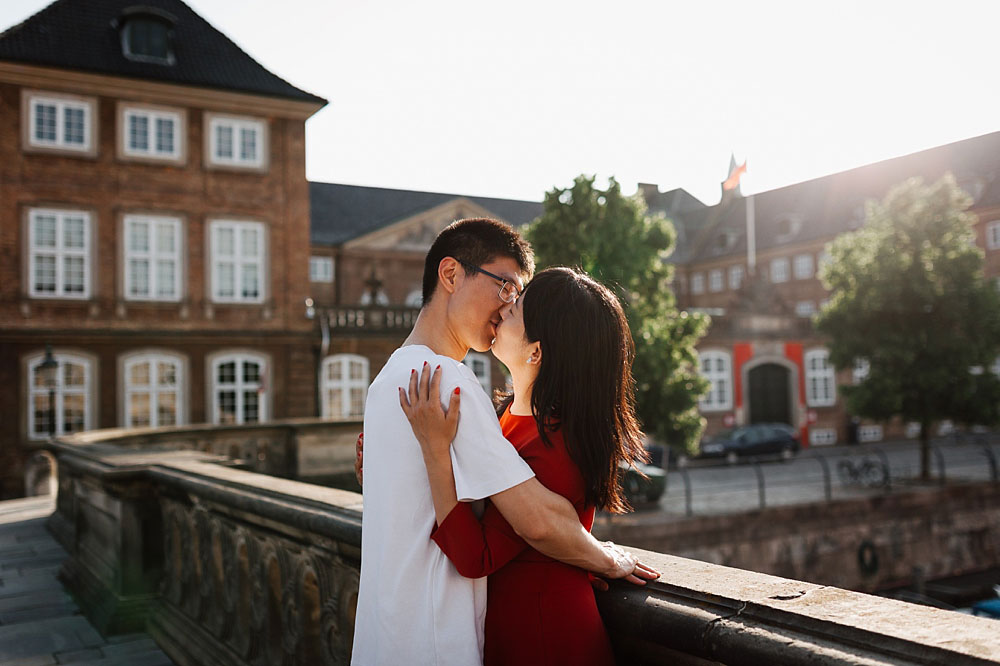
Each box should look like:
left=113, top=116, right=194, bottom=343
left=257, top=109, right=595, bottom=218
left=0, top=0, right=545, bottom=497
left=648, top=132, right=1000, bottom=447
left=0, top=0, right=326, bottom=496
left=306, top=183, right=541, bottom=420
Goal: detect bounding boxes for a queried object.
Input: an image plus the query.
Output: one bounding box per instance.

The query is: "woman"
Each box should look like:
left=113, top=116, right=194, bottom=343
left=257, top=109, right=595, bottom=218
left=400, top=266, right=655, bottom=666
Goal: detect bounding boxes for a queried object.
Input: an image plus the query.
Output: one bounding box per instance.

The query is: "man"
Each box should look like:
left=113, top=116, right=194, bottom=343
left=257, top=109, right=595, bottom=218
left=351, top=218, right=647, bottom=665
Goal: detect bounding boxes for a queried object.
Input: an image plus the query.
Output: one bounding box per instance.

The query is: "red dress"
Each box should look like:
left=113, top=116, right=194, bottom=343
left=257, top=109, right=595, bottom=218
left=431, top=409, right=615, bottom=666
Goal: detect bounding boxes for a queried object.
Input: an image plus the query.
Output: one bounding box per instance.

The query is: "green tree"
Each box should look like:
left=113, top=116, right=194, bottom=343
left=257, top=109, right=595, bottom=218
left=527, top=175, right=710, bottom=454
left=816, top=174, right=1000, bottom=479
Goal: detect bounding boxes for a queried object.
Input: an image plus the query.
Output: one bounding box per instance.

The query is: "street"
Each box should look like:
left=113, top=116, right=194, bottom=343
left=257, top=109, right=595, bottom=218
left=649, top=436, right=1000, bottom=517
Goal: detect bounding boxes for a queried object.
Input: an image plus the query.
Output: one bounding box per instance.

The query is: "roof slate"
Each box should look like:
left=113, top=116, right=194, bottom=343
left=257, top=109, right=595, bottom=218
left=310, top=182, right=544, bottom=246
left=0, top=0, right=326, bottom=104
left=655, top=131, right=1000, bottom=266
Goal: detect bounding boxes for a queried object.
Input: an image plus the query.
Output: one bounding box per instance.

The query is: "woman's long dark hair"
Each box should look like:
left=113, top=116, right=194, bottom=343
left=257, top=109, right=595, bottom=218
left=500, top=267, right=647, bottom=513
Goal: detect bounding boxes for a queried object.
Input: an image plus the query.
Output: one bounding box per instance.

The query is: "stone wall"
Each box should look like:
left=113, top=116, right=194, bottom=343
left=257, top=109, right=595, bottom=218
left=46, top=423, right=1000, bottom=665
left=595, top=482, right=1000, bottom=593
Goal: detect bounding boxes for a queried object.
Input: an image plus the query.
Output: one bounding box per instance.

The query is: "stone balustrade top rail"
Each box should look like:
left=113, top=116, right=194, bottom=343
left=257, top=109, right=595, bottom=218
left=46, top=423, right=1000, bottom=666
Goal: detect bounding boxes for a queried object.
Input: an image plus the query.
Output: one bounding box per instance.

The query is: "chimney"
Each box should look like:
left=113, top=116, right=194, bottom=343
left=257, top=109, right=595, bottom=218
left=637, top=182, right=659, bottom=204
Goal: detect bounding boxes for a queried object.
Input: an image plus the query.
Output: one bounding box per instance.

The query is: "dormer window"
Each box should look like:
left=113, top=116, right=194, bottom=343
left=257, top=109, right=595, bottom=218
left=775, top=215, right=803, bottom=241
left=118, top=9, right=176, bottom=65
left=714, top=231, right=737, bottom=253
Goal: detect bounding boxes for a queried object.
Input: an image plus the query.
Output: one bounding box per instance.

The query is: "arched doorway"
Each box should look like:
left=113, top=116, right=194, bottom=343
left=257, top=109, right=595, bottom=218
left=748, top=363, right=791, bottom=424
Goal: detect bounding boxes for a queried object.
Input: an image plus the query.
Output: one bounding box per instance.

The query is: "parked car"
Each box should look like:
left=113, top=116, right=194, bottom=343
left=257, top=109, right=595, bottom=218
left=698, top=423, right=801, bottom=464
left=619, top=461, right=667, bottom=504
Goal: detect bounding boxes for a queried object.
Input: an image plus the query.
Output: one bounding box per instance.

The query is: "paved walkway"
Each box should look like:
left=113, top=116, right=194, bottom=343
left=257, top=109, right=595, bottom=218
left=0, top=496, right=174, bottom=666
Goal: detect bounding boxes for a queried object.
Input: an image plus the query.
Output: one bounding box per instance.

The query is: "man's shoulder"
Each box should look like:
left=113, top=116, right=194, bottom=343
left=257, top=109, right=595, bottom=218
left=374, top=345, right=478, bottom=387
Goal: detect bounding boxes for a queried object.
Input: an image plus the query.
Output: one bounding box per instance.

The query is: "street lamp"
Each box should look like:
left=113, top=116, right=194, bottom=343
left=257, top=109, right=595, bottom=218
left=364, top=265, right=383, bottom=305
left=37, top=345, right=58, bottom=438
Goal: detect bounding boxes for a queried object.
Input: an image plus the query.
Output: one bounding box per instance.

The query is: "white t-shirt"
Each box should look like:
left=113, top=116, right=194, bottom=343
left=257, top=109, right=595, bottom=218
left=351, top=345, right=535, bottom=666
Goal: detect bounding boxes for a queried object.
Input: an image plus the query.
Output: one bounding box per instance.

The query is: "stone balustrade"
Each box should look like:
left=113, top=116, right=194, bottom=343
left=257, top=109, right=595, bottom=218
left=47, top=422, right=1000, bottom=666
left=325, top=306, right=419, bottom=334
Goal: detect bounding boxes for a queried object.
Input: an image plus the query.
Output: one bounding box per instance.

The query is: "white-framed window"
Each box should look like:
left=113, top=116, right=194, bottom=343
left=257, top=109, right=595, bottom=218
left=123, top=353, right=183, bottom=427
left=858, top=425, right=883, bottom=443
left=987, top=221, right=1000, bottom=250
left=309, top=256, right=334, bottom=283
left=27, top=352, right=93, bottom=439
left=123, top=107, right=180, bottom=159
left=359, top=289, right=389, bottom=306
left=793, top=253, right=814, bottom=280
left=805, top=348, right=836, bottom=407
left=810, top=428, right=837, bottom=446
left=818, top=251, right=832, bottom=272
left=210, top=220, right=265, bottom=303
left=28, top=95, right=92, bottom=151
left=463, top=352, right=492, bottom=396
left=211, top=353, right=267, bottom=425
left=770, top=257, right=789, bottom=283
left=405, top=289, right=423, bottom=307
left=853, top=358, right=870, bottom=384
left=728, top=264, right=744, bottom=290
left=794, top=301, right=816, bottom=318
left=690, top=272, right=705, bottom=295
left=698, top=350, right=732, bottom=411
left=123, top=215, right=181, bottom=301
left=321, top=354, right=369, bottom=420
left=708, top=269, right=724, bottom=293
left=28, top=208, right=91, bottom=299
left=208, top=116, right=265, bottom=168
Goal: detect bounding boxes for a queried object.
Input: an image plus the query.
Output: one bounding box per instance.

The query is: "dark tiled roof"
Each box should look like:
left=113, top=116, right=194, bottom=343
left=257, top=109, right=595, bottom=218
left=659, top=131, right=1000, bottom=266
left=0, top=0, right=326, bottom=104
left=310, top=182, right=544, bottom=246
left=638, top=187, right=707, bottom=264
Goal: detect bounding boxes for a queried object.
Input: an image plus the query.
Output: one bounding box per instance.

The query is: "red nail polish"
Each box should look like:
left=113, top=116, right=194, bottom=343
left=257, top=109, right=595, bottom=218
left=436, top=365, right=441, bottom=370
left=454, top=387, right=460, bottom=395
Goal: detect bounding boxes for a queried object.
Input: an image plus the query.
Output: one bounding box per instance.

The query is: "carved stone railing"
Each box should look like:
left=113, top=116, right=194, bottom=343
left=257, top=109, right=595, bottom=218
left=325, top=306, right=419, bottom=334
left=58, top=418, right=364, bottom=486
left=46, top=423, right=1000, bottom=666
left=48, top=436, right=363, bottom=664
left=596, top=549, right=1000, bottom=665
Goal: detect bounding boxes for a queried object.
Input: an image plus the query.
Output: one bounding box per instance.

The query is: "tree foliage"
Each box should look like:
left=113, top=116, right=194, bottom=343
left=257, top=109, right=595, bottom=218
left=526, top=175, right=710, bottom=452
left=816, top=174, right=1000, bottom=478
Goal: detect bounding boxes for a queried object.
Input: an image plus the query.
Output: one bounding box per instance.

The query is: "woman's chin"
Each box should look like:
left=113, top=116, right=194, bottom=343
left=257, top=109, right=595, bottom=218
left=490, top=344, right=508, bottom=364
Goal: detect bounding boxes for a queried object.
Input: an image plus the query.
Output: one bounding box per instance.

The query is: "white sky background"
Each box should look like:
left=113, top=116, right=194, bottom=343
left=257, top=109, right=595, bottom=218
left=2, top=0, right=998, bottom=204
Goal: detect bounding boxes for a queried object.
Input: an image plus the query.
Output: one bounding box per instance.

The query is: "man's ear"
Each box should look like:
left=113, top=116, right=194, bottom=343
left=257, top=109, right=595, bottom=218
left=438, top=257, right=461, bottom=295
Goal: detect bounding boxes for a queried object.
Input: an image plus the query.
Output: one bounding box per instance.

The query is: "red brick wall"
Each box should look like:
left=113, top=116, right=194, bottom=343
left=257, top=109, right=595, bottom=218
left=0, top=78, right=317, bottom=496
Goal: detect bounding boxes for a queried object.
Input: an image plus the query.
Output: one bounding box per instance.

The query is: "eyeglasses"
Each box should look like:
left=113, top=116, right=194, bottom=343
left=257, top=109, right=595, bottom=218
left=458, top=260, right=521, bottom=303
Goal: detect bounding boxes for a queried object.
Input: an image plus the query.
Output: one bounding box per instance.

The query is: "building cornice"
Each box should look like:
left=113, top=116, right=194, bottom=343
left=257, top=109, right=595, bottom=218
left=0, top=61, right=326, bottom=120
left=342, top=197, right=494, bottom=250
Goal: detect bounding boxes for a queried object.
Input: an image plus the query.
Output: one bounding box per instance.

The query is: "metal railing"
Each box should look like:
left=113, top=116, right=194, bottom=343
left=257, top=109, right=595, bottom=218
left=663, top=433, right=999, bottom=517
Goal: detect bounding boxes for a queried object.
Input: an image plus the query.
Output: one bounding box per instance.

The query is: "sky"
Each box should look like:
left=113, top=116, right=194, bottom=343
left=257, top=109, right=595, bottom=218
left=2, top=0, right=998, bottom=205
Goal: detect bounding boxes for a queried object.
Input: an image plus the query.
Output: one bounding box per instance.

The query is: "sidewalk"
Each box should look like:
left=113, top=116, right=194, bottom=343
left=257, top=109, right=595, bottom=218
left=0, top=496, right=174, bottom=666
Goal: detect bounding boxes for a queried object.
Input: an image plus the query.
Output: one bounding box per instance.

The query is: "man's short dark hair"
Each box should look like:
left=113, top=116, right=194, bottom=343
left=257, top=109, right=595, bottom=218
left=421, top=218, right=535, bottom=305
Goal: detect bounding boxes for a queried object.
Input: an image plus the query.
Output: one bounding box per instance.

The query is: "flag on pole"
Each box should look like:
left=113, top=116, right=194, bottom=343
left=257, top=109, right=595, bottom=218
left=723, top=160, right=747, bottom=191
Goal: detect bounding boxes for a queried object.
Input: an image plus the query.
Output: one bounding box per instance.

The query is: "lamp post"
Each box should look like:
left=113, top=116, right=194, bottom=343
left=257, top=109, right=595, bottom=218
left=38, top=345, right=58, bottom=439
left=364, top=266, right=383, bottom=306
